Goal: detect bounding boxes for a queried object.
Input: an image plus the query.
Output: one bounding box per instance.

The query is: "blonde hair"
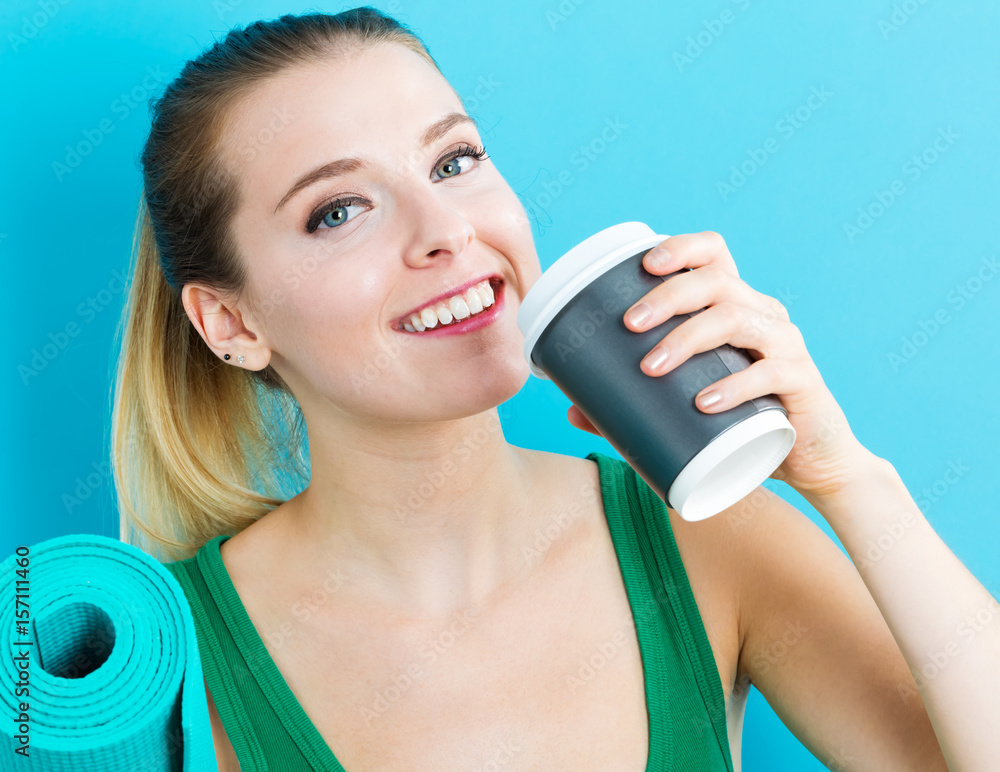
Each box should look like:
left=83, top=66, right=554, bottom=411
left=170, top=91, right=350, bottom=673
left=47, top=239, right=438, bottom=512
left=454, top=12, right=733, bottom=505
left=111, top=8, right=450, bottom=562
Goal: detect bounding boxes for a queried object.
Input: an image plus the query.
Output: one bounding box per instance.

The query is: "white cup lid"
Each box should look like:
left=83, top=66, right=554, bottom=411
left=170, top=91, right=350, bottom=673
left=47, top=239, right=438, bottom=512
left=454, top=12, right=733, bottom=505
left=668, top=409, right=797, bottom=521
left=518, top=222, right=668, bottom=380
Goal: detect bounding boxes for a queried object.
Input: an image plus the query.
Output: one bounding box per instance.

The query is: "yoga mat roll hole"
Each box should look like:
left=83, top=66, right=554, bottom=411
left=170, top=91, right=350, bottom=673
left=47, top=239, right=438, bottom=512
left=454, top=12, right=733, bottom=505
left=34, top=601, right=116, bottom=679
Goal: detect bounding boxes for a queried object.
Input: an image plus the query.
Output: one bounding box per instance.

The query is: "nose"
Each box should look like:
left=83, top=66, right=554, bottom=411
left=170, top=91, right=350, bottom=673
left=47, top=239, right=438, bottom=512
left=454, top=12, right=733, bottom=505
left=398, top=185, right=475, bottom=268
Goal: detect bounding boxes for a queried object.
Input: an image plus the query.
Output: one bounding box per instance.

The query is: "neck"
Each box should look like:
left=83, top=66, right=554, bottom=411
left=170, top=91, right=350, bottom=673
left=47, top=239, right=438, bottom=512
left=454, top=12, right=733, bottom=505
left=283, top=408, right=538, bottom=620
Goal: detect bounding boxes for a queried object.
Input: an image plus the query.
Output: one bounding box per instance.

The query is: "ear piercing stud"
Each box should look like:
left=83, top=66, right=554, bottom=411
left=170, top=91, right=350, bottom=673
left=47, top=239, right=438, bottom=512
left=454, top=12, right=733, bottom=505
left=223, top=353, right=246, bottom=365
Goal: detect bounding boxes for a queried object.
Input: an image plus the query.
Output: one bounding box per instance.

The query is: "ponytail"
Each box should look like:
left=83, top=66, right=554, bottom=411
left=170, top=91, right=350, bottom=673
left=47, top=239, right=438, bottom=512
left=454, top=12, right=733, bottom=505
left=111, top=200, right=307, bottom=562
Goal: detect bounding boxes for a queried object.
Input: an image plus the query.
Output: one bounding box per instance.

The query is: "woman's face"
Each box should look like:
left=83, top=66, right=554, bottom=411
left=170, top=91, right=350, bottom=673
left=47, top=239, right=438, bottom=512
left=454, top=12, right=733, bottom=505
left=216, top=43, right=541, bottom=423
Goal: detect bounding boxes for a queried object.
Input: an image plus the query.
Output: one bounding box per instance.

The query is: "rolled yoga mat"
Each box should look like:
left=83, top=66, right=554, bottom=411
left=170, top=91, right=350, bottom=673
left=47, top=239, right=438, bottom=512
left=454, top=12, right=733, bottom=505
left=1, top=534, right=219, bottom=771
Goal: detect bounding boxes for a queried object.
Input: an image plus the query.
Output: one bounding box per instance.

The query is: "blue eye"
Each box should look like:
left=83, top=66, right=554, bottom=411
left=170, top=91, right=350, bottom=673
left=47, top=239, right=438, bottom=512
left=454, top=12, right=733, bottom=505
left=434, top=143, right=489, bottom=179
left=304, top=143, right=488, bottom=234
left=307, top=197, right=367, bottom=233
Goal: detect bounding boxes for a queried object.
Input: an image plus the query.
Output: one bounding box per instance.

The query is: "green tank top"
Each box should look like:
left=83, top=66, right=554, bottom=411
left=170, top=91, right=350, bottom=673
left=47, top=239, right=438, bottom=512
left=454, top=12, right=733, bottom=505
left=163, top=451, right=735, bottom=771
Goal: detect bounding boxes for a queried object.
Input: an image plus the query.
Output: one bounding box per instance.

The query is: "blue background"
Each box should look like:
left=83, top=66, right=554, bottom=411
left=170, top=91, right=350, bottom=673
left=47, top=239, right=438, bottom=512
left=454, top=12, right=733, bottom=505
left=3, top=1, right=998, bottom=769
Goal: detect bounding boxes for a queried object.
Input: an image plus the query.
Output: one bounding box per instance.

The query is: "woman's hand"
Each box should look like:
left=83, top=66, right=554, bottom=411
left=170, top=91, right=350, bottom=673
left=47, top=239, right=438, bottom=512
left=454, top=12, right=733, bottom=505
left=566, top=230, right=877, bottom=500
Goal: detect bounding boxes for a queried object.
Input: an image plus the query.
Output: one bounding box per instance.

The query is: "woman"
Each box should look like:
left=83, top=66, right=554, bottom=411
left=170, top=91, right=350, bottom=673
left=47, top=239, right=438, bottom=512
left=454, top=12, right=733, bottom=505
left=111, top=7, right=997, bottom=771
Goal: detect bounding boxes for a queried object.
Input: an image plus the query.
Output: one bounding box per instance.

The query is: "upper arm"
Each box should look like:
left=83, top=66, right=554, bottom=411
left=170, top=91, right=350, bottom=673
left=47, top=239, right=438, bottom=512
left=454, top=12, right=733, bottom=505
left=205, top=677, right=241, bottom=772
left=711, top=487, right=947, bottom=770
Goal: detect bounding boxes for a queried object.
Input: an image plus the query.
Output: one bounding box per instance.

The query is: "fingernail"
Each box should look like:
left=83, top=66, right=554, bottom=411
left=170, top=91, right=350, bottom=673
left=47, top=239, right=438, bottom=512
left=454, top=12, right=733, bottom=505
left=698, top=390, right=722, bottom=408
left=647, top=249, right=672, bottom=269
left=626, top=303, right=651, bottom=327
left=645, top=347, right=670, bottom=370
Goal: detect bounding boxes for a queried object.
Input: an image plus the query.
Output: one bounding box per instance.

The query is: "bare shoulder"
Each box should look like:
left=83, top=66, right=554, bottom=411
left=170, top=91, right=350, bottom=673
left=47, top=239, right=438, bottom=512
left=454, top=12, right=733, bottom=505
left=530, top=448, right=745, bottom=707
left=711, top=482, right=948, bottom=768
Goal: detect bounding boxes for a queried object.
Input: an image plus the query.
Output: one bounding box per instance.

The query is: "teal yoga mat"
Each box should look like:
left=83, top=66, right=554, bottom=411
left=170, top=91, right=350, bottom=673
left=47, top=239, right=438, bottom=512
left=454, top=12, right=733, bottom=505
left=1, top=534, right=219, bottom=771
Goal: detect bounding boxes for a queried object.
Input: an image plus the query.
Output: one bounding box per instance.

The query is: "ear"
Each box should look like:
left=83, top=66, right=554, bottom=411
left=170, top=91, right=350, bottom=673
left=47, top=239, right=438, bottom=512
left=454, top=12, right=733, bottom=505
left=181, top=283, right=272, bottom=371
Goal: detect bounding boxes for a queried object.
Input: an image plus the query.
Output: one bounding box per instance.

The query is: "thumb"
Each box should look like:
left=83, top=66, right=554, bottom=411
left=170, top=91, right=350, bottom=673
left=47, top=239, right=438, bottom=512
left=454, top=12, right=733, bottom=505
left=567, top=404, right=602, bottom=437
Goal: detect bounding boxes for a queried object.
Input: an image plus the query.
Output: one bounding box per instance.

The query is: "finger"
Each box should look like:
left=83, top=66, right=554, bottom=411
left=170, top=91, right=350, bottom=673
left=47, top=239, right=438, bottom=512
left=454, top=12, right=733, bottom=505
left=639, top=303, right=806, bottom=375
left=567, top=405, right=601, bottom=436
left=643, top=231, right=740, bottom=279
left=625, top=264, right=787, bottom=333
left=691, top=355, right=817, bottom=413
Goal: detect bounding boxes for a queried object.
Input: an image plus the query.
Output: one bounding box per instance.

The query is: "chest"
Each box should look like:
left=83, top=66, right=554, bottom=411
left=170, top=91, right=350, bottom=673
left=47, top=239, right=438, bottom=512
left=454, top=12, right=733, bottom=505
left=228, top=459, right=741, bottom=771
left=259, top=536, right=652, bottom=770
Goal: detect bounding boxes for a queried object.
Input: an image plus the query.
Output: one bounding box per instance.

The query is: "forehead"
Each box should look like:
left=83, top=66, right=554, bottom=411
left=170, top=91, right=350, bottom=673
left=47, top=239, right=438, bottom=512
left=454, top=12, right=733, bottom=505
left=218, top=43, right=463, bottom=182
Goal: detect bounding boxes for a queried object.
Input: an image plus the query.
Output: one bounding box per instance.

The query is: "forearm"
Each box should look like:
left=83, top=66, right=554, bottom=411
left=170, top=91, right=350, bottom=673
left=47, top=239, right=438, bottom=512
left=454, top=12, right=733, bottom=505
left=801, top=452, right=1000, bottom=771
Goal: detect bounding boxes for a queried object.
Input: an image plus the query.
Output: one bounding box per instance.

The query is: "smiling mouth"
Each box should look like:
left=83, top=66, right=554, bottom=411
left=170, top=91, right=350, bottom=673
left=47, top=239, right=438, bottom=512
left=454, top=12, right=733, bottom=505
left=392, top=276, right=504, bottom=332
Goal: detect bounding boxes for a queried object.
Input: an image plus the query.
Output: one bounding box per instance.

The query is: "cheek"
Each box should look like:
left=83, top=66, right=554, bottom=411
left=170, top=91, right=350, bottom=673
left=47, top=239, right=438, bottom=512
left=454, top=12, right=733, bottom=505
left=471, top=179, right=534, bottom=245
left=237, top=233, right=386, bottom=380
left=284, top=271, right=374, bottom=340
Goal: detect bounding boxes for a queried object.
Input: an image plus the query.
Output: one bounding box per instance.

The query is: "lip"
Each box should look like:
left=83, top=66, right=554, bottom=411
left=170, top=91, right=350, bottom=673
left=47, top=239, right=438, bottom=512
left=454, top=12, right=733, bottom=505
left=393, top=278, right=505, bottom=336
left=390, top=274, right=503, bottom=330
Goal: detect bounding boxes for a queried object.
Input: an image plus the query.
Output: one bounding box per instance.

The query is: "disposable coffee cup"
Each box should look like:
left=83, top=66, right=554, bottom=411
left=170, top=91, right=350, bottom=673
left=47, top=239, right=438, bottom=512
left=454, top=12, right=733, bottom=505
left=518, top=221, right=796, bottom=521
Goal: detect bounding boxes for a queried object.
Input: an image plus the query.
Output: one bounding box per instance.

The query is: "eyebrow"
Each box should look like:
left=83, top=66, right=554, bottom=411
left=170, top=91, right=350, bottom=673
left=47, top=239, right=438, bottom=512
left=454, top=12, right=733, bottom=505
left=272, top=111, right=478, bottom=215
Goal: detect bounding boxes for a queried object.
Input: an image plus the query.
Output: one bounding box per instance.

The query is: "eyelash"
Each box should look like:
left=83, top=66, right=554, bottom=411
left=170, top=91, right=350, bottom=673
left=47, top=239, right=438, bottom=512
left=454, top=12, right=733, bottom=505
left=305, top=143, right=489, bottom=234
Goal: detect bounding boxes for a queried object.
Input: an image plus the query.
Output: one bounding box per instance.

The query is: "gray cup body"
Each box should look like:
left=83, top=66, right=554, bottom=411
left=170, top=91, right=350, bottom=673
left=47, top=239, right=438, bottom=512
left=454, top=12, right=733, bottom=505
left=530, top=248, right=789, bottom=515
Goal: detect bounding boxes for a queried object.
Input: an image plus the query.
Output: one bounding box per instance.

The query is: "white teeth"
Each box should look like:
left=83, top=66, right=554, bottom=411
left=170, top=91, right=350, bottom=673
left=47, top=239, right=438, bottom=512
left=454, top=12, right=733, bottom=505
left=465, top=286, right=484, bottom=314
left=449, top=294, right=471, bottom=321
left=403, top=279, right=497, bottom=332
left=419, top=307, right=439, bottom=329
left=435, top=302, right=453, bottom=325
